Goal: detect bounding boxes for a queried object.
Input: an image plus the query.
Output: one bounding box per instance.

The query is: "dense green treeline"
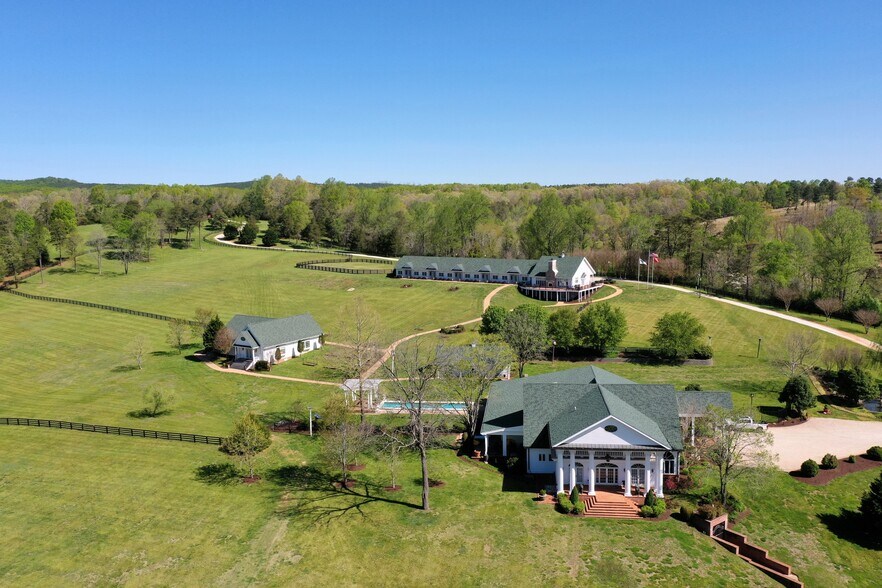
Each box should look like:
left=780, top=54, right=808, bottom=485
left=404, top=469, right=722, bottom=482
left=2, top=174, right=882, bottom=315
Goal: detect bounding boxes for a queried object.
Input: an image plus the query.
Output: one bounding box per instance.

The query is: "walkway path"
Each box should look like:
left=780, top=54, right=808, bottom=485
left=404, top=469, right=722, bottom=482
left=362, top=284, right=513, bottom=378
left=200, top=355, right=341, bottom=387
left=622, top=281, right=876, bottom=350
left=211, top=233, right=398, bottom=261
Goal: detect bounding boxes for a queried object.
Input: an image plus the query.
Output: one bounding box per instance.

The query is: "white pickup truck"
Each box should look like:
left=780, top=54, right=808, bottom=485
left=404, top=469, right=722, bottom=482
left=726, top=416, right=768, bottom=431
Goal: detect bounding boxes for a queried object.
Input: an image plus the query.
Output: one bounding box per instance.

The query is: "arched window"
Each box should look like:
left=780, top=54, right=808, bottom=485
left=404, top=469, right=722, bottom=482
left=663, top=451, right=677, bottom=475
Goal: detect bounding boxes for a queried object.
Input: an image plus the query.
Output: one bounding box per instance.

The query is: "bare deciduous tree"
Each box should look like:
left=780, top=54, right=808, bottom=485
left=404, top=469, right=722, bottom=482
left=166, top=318, right=189, bottom=354
left=656, top=257, right=685, bottom=285
left=191, top=307, right=216, bottom=339
left=319, top=396, right=375, bottom=486
left=814, top=297, right=842, bottom=322
left=824, top=345, right=865, bottom=372
left=853, top=309, right=881, bottom=334
left=382, top=341, right=447, bottom=511
left=701, top=408, right=775, bottom=507
left=87, top=228, right=108, bottom=275
left=437, top=343, right=513, bottom=452
left=330, top=298, right=383, bottom=422
left=142, top=387, right=175, bottom=417
left=130, top=335, right=146, bottom=369
left=773, top=286, right=800, bottom=312
left=771, top=331, right=819, bottom=377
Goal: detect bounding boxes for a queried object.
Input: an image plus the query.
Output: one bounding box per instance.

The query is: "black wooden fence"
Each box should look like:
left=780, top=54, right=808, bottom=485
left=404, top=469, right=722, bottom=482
left=1, top=289, right=199, bottom=326
left=295, top=256, right=393, bottom=275
left=0, top=417, right=224, bottom=445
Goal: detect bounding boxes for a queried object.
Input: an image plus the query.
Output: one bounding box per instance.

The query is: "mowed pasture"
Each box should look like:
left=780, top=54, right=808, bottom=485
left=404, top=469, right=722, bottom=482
left=2, top=243, right=881, bottom=585
left=15, top=237, right=494, bottom=345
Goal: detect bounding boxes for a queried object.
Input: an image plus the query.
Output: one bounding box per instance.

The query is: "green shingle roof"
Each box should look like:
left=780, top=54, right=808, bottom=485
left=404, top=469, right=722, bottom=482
left=226, top=313, right=323, bottom=348
left=397, top=255, right=537, bottom=276
left=481, top=365, right=634, bottom=434
left=481, top=365, right=732, bottom=452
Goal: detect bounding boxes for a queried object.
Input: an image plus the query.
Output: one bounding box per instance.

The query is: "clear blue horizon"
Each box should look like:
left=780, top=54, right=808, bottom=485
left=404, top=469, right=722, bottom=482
left=2, top=1, right=880, bottom=185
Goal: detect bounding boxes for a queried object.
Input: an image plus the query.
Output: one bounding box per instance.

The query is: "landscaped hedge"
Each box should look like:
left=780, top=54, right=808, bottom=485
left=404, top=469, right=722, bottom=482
left=801, top=459, right=820, bottom=477
left=868, top=446, right=882, bottom=461
left=821, top=453, right=838, bottom=469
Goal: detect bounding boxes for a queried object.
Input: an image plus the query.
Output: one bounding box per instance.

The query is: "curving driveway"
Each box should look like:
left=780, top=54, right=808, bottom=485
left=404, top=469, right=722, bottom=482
left=769, top=418, right=882, bottom=470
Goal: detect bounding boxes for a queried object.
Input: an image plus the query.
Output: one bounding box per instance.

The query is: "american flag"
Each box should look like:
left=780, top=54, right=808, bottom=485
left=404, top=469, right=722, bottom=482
left=650, top=252, right=660, bottom=263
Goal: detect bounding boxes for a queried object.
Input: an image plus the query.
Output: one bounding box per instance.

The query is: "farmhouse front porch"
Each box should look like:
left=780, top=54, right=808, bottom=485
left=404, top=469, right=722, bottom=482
left=553, top=447, right=676, bottom=498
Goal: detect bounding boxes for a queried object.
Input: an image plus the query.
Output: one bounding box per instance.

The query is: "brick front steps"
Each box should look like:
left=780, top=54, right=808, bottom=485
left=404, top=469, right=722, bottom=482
left=582, top=491, right=641, bottom=519
left=713, top=529, right=803, bottom=588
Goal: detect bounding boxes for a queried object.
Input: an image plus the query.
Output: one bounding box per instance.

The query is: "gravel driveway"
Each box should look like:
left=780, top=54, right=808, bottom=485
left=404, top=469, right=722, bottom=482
left=769, top=418, right=882, bottom=470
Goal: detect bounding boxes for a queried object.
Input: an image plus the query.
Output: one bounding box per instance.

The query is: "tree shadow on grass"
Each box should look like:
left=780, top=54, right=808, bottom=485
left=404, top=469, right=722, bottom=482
left=817, top=509, right=882, bottom=550
left=757, top=405, right=783, bottom=420
left=266, top=464, right=421, bottom=525
left=111, top=364, right=140, bottom=373
left=126, top=408, right=172, bottom=419
left=151, top=350, right=179, bottom=357
left=195, top=463, right=240, bottom=485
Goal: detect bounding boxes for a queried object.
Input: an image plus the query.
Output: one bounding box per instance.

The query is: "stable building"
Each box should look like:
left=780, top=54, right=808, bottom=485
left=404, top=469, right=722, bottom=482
left=479, top=365, right=731, bottom=498
left=225, top=313, right=324, bottom=370
left=393, top=254, right=601, bottom=302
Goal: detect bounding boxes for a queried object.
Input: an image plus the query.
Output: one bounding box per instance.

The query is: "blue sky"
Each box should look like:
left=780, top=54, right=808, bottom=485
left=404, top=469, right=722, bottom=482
left=1, top=1, right=880, bottom=185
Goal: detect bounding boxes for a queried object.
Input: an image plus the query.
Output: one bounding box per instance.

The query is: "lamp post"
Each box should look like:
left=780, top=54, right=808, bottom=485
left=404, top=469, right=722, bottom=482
left=552, top=340, right=557, bottom=363
left=756, top=337, right=763, bottom=358
left=308, top=406, right=313, bottom=437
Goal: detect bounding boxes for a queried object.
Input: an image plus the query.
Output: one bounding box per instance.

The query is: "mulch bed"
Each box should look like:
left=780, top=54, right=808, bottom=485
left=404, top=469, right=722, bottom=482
left=383, top=485, right=402, bottom=492
left=241, top=476, right=261, bottom=484
left=333, top=479, right=357, bottom=489
left=346, top=464, right=366, bottom=471
left=790, top=455, right=882, bottom=485
left=534, top=495, right=555, bottom=504
left=428, top=479, right=446, bottom=488
left=768, top=417, right=807, bottom=428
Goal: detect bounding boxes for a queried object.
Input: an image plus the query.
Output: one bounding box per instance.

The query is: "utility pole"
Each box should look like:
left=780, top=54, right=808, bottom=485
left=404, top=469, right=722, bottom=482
left=756, top=337, right=763, bottom=358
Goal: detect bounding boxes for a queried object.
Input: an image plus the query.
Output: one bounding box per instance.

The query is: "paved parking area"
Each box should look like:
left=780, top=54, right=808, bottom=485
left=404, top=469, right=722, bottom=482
left=769, top=418, right=882, bottom=470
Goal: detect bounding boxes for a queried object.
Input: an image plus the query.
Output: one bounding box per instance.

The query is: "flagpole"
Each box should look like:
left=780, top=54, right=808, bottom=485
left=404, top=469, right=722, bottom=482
left=637, top=256, right=641, bottom=286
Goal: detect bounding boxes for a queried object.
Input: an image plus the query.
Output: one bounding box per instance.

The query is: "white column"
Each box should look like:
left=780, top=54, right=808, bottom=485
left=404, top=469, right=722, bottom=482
left=502, top=433, right=508, bottom=457
left=655, top=452, right=665, bottom=498
left=483, top=435, right=488, bottom=458
left=555, top=450, right=564, bottom=494
left=624, top=452, right=632, bottom=497
left=569, top=451, right=576, bottom=492
left=588, top=450, right=596, bottom=496
left=645, top=456, right=653, bottom=496
left=691, top=416, right=695, bottom=445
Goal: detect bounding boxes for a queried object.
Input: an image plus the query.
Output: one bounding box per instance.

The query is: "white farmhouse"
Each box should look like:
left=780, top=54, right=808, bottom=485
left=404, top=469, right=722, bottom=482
left=225, top=313, right=324, bottom=370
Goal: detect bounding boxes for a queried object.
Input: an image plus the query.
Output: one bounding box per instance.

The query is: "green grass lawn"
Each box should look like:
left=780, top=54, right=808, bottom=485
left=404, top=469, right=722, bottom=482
left=4, top=243, right=881, bottom=585
left=17, top=240, right=495, bottom=345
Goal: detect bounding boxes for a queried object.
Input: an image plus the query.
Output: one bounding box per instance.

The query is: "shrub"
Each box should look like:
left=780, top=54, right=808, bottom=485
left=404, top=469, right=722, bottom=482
left=538, top=488, right=547, bottom=497
left=859, top=470, right=882, bottom=532
left=690, top=344, right=714, bottom=360
left=569, top=485, right=580, bottom=504
left=800, top=459, right=819, bottom=477
left=238, top=220, right=258, bottom=245
left=556, top=493, right=573, bottom=514
left=644, top=488, right=658, bottom=508
left=847, top=455, right=856, bottom=464
left=821, top=453, right=838, bottom=469
left=571, top=499, right=586, bottom=515
left=576, top=302, right=628, bottom=354
left=641, top=500, right=666, bottom=518
left=254, top=360, right=270, bottom=372
left=697, top=503, right=724, bottom=520
left=836, top=368, right=877, bottom=404
left=684, top=383, right=702, bottom=391
left=867, top=446, right=882, bottom=461
left=679, top=505, right=694, bottom=521
left=261, top=226, right=280, bottom=247
left=222, top=223, right=239, bottom=240
left=506, top=455, right=520, bottom=472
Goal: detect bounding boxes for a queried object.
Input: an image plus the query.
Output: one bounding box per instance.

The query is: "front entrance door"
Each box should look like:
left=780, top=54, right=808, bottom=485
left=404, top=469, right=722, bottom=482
left=630, top=465, right=646, bottom=492
left=575, top=464, right=584, bottom=485
left=596, top=463, right=618, bottom=485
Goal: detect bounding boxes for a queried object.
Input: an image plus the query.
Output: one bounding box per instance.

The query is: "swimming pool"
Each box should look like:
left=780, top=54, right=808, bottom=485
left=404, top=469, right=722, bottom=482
left=377, top=400, right=466, bottom=412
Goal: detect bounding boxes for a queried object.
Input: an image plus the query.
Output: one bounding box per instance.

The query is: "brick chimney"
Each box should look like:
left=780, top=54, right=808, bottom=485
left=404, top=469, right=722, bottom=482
left=547, top=258, right=558, bottom=286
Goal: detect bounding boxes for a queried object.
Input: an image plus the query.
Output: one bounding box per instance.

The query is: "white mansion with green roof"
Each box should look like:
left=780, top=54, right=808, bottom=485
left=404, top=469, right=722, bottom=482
left=225, top=313, right=324, bottom=370
left=394, top=254, right=601, bottom=302
left=480, top=366, right=732, bottom=498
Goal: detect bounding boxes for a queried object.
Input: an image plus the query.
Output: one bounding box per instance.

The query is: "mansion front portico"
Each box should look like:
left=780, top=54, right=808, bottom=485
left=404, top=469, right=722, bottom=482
left=479, top=365, right=732, bottom=499
left=548, top=447, right=677, bottom=497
